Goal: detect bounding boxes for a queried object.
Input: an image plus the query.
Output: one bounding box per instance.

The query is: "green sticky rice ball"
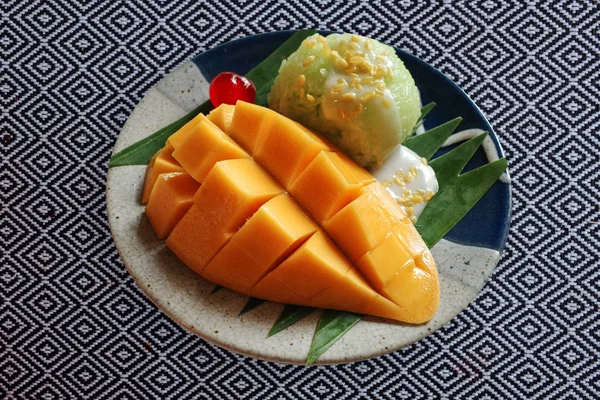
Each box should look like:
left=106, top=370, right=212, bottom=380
left=268, top=33, right=421, bottom=167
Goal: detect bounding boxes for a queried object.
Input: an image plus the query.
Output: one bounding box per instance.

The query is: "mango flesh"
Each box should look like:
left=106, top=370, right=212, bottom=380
left=357, top=231, right=415, bottom=290
left=227, top=101, right=271, bottom=154
left=254, top=230, right=352, bottom=301
left=202, top=193, right=318, bottom=293
left=207, top=103, right=235, bottom=133
left=323, top=183, right=406, bottom=263
left=289, top=151, right=375, bottom=224
left=167, top=113, right=217, bottom=149
left=145, top=172, right=200, bottom=239
left=166, top=158, right=283, bottom=274
left=171, top=121, right=250, bottom=183
left=141, top=146, right=183, bottom=204
left=144, top=102, right=439, bottom=323
left=254, top=111, right=330, bottom=188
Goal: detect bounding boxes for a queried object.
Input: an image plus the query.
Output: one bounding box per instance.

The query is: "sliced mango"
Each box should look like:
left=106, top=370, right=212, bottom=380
left=356, top=231, right=415, bottom=290
left=166, top=158, right=283, bottom=274
left=167, top=113, right=216, bottom=149
left=254, top=110, right=330, bottom=188
left=207, top=103, right=235, bottom=133
left=202, top=193, right=317, bottom=293
left=380, top=262, right=439, bottom=324
left=227, top=100, right=271, bottom=154
left=289, top=151, right=375, bottom=224
left=201, top=241, right=265, bottom=294
left=141, top=146, right=183, bottom=204
left=171, top=121, right=250, bottom=183
left=250, top=272, right=306, bottom=305
left=145, top=172, right=200, bottom=239
left=252, top=230, right=352, bottom=301
left=145, top=103, right=440, bottom=324
left=323, top=183, right=405, bottom=263
left=307, top=268, right=383, bottom=313
left=390, top=219, right=429, bottom=258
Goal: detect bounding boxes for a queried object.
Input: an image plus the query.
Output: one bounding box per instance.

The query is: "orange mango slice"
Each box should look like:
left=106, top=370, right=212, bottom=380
left=141, top=146, right=183, bottom=204
left=145, top=172, right=200, bottom=239
left=202, top=193, right=317, bottom=293
left=227, top=100, right=271, bottom=154
left=253, top=230, right=352, bottom=301
left=166, top=158, right=283, bottom=274
left=289, top=151, right=375, bottom=224
left=167, top=113, right=216, bottom=149
left=145, top=103, right=439, bottom=323
left=207, top=103, right=235, bottom=133
left=171, top=121, right=250, bottom=183
left=356, top=231, right=415, bottom=290
left=254, top=111, right=330, bottom=188
left=323, top=183, right=405, bottom=262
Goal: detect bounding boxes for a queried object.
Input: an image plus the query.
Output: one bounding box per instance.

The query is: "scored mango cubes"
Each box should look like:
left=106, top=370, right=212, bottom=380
left=141, top=146, right=183, bottom=204
left=323, top=183, right=406, bottom=262
left=289, top=151, right=375, bottom=224
left=143, top=102, right=439, bottom=324
left=251, top=230, right=352, bottom=301
left=171, top=121, right=250, bottom=183
left=145, top=172, right=200, bottom=239
left=166, top=158, right=283, bottom=274
left=356, top=231, right=415, bottom=291
left=225, top=100, right=271, bottom=154
left=254, top=111, right=330, bottom=188
left=207, top=103, right=235, bottom=133
left=202, top=193, right=318, bottom=293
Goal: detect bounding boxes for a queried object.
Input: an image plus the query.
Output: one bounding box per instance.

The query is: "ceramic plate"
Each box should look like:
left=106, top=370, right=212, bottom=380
left=106, top=31, right=511, bottom=365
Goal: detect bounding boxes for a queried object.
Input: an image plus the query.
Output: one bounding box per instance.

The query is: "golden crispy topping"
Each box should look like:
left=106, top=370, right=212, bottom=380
left=393, top=185, right=434, bottom=222
left=359, top=92, right=376, bottom=103
left=304, top=38, right=317, bottom=49
left=335, top=57, right=349, bottom=70
left=297, top=74, right=306, bottom=88
left=333, top=82, right=347, bottom=92
left=318, top=34, right=399, bottom=117
left=361, top=76, right=375, bottom=86
left=409, top=166, right=418, bottom=178
left=348, top=77, right=360, bottom=89
left=340, top=92, right=356, bottom=103
left=303, top=55, right=315, bottom=67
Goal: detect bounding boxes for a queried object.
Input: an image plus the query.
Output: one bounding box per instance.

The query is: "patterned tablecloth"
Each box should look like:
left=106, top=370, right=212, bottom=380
left=3, top=1, right=599, bottom=398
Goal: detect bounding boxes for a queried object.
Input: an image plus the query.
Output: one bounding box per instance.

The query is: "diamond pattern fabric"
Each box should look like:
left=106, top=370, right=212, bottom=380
left=2, top=1, right=599, bottom=398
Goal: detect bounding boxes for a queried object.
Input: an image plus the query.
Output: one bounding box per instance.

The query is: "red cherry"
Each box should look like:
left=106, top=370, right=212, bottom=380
left=209, top=72, right=256, bottom=108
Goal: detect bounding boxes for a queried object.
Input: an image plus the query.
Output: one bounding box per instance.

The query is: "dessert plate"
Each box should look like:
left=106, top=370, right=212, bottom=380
left=106, top=30, right=511, bottom=365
